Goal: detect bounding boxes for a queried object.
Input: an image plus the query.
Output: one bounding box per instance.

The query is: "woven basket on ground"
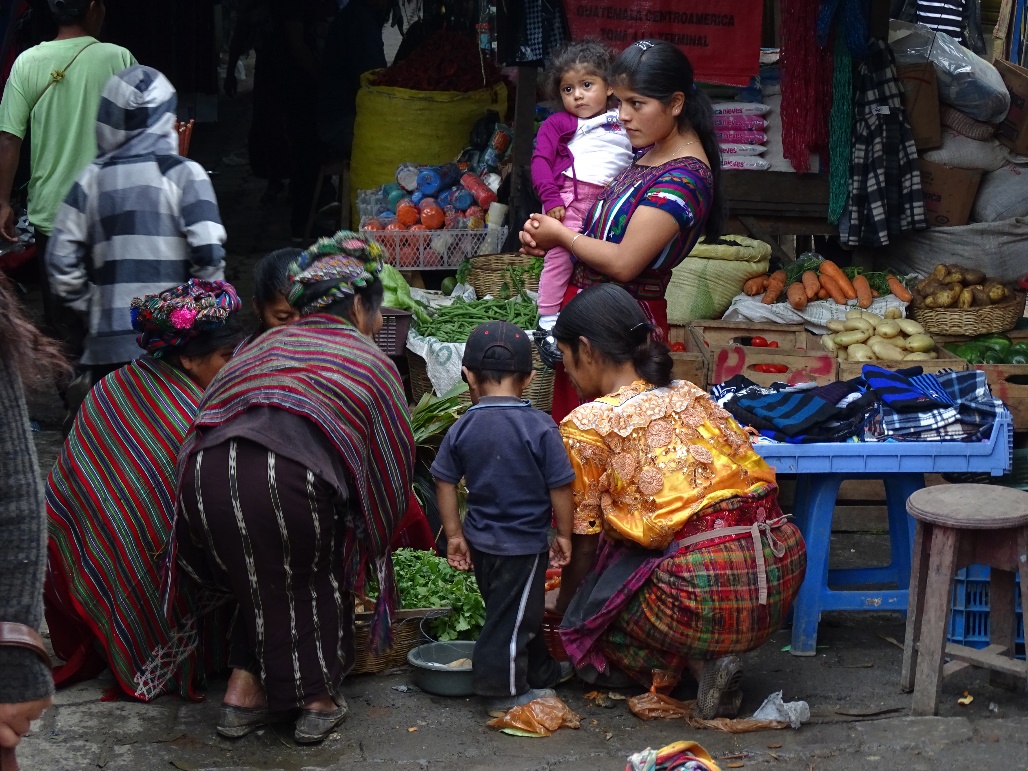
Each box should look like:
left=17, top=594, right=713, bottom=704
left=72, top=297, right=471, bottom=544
left=407, top=346, right=555, bottom=413
left=352, top=607, right=450, bottom=675
left=911, top=291, right=1026, bottom=335
left=468, top=253, right=539, bottom=298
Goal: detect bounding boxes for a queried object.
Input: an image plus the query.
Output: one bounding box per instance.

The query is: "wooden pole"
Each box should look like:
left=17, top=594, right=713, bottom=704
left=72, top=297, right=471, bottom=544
left=503, top=65, right=540, bottom=252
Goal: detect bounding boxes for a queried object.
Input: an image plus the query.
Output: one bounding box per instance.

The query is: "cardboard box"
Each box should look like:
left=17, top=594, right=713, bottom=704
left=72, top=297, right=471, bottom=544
left=687, top=321, right=836, bottom=388
left=995, top=59, right=1028, bottom=156
left=898, top=62, right=942, bottom=150
left=836, top=345, right=968, bottom=382
left=918, top=159, right=982, bottom=227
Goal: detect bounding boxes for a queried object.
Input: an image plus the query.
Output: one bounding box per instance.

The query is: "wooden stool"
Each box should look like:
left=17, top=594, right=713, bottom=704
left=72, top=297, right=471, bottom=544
left=304, top=159, right=350, bottom=240
left=901, top=484, right=1028, bottom=716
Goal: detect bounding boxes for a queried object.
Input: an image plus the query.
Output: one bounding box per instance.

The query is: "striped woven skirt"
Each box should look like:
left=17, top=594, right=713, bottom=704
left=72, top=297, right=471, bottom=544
left=177, top=438, right=355, bottom=712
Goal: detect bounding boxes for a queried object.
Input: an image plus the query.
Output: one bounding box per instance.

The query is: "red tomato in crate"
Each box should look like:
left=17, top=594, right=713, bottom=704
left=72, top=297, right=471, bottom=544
left=670, top=341, right=687, bottom=352
left=750, top=336, right=768, bottom=347
left=767, top=340, right=779, bottom=348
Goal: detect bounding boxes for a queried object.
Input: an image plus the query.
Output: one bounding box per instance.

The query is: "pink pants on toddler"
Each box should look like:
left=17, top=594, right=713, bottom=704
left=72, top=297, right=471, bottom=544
left=537, top=177, right=606, bottom=317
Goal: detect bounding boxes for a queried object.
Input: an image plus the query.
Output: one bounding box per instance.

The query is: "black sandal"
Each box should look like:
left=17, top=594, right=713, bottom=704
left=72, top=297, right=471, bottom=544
left=216, top=704, right=270, bottom=739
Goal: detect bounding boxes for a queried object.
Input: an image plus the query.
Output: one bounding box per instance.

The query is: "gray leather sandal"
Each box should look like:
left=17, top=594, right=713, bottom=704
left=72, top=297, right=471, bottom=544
left=293, top=697, right=348, bottom=744
left=217, top=704, right=270, bottom=739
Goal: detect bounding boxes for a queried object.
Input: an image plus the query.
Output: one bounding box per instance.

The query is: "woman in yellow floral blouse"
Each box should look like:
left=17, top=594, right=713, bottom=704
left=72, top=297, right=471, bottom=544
left=550, top=285, right=806, bottom=719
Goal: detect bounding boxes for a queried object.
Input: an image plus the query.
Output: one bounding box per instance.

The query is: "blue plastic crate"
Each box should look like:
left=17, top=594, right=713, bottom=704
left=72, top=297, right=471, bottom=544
left=948, top=564, right=1025, bottom=659
left=756, top=409, right=1013, bottom=476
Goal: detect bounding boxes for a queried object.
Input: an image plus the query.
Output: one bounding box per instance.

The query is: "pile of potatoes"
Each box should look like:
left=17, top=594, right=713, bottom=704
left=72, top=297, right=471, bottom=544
left=821, top=309, right=938, bottom=362
left=914, top=263, right=1013, bottom=309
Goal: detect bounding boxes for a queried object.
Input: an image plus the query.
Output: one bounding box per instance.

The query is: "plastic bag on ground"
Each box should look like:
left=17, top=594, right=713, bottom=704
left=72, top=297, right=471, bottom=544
left=626, top=740, right=722, bottom=771
left=751, top=690, right=810, bottom=728
left=486, top=696, right=580, bottom=737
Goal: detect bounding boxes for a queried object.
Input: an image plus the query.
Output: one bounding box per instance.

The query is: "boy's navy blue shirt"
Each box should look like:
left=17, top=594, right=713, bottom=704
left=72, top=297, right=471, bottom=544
left=431, top=396, right=576, bottom=556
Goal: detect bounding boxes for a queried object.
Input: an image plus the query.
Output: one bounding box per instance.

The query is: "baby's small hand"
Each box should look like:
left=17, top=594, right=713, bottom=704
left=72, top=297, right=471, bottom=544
left=546, top=206, right=566, bottom=222
left=549, top=535, right=572, bottom=568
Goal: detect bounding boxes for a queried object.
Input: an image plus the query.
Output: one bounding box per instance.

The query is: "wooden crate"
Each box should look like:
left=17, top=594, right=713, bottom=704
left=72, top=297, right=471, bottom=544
left=668, top=325, right=707, bottom=387
left=688, top=321, right=835, bottom=388
left=836, top=345, right=969, bottom=382
left=973, top=362, right=1028, bottom=430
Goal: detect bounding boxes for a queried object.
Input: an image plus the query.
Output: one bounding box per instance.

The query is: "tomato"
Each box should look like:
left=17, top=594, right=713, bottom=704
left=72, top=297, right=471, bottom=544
left=363, top=218, right=384, bottom=231
left=750, top=336, right=768, bottom=347
left=753, top=363, right=789, bottom=374
left=384, top=222, right=406, bottom=231
left=671, top=341, right=687, bottom=352
left=767, top=340, right=779, bottom=348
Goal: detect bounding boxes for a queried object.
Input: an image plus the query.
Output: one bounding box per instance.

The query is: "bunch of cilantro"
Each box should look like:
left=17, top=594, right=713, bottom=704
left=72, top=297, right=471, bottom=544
left=391, top=548, right=485, bottom=641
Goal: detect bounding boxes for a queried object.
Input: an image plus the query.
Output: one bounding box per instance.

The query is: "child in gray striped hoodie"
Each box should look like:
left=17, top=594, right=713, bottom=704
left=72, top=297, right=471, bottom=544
left=47, top=64, right=226, bottom=382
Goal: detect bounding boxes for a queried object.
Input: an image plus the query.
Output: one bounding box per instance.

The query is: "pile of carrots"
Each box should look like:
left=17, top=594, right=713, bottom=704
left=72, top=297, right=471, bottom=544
left=742, top=260, right=912, bottom=311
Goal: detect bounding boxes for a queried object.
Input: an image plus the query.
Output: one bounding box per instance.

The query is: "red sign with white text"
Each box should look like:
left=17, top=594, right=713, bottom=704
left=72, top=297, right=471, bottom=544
left=563, top=0, right=763, bottom=87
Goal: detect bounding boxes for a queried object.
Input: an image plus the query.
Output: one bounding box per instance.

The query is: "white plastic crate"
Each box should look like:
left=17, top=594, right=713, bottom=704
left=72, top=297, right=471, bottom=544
left=360, top=227, right=509, bottom=270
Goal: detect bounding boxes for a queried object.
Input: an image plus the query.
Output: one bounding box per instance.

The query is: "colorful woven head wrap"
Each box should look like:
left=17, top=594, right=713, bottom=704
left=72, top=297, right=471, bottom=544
left=131, top=279, right=242, bottom=356
left=287, top=230, right=385, bottom=316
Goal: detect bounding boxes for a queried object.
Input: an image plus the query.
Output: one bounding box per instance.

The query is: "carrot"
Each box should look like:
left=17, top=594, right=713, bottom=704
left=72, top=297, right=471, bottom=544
left=887, top=274, right=913, bottom=302
left=787, top=282, right=808, bottom=310
left=852, top=274, right=873, bottom=309
left=817, top=287, right=828, bottom=300
left=819, top=273, right=848, bottom=304
left=743, top=275, right=769, bottom=296
left=801, top=271, right=820, bottom=300
left=761, top=270, right=787, bottom=304
left=819, top=260, right=857, bottom=300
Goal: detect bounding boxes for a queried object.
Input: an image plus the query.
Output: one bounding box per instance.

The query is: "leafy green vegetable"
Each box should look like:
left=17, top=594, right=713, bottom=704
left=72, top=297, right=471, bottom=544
left=389, top=548, right=485, bottom=641
left=381, top=264, right=431, bottom=325
left=410, top=383, right=468, bottom=450
left=455, top=259, right=473, bottom=285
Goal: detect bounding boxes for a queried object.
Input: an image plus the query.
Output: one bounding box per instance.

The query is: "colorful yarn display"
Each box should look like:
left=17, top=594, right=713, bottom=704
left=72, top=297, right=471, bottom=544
left=816, top=0, right=868, bottom=57
left=828, top=35, right=854, bottom=224
left=131, top=279, right=241, bottom=356
left=288, top=230, right=386, bottom=315
left=780, top=0, right=834, bottom=172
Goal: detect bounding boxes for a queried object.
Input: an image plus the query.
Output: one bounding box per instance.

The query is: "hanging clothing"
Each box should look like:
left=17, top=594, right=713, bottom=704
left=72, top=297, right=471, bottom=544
left=45, top=356, right=232, bottom=701
left=839, top=39, right=928, bottom=247
left=497, top=0, right=569, bottom=65
left=890, top=0, right=986, bottom=54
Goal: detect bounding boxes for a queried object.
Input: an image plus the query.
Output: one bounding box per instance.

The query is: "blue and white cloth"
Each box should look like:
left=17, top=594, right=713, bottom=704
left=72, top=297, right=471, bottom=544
left=873, top=369, right=1004, bottom=440
left=47, top=65, right=226, bottom=365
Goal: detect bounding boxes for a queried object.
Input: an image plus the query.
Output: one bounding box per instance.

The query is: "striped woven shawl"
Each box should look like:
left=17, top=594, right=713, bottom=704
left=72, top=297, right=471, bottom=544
left=46, top=355, right=228, bottom=701
left=180, top=315, right=414, bottom=645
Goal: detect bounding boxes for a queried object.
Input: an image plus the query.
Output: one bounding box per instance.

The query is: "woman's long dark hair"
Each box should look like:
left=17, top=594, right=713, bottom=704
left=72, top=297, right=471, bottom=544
left=0, top=272, right=70, bottom=386
left=609, top=40, right=725, bottom=240
left=253, top=248, right=303, bottom=306
left=553, top=284, right=672, bottom=388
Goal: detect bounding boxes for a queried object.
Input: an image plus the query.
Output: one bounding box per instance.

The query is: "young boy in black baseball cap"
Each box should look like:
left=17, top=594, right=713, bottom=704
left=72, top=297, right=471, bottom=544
left=432, top=320, right=576, bottom=716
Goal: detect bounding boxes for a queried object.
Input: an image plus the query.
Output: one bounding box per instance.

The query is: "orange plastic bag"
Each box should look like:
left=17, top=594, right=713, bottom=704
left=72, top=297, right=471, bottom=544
left=486, top=696, right=581, bottom=737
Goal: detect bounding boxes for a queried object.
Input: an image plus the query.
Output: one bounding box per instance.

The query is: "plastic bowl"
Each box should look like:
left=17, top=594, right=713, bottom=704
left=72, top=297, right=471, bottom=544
left=406, top=640, right=475, bottom=697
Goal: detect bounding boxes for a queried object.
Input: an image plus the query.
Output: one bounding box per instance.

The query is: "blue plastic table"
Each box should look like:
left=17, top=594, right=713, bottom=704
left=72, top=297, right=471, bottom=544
left=755, top=411, right=1013, bottom=656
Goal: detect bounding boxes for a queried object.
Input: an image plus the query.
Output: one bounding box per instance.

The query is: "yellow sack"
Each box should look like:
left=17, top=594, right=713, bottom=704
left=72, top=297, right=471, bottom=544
left=666, top=234, right=771, bottom=326
left=350, top=72, right=508, bottom=222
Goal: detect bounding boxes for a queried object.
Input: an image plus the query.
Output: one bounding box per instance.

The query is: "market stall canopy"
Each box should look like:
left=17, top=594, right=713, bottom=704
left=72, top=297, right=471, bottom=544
left=563, top=0, right=763, bottom=87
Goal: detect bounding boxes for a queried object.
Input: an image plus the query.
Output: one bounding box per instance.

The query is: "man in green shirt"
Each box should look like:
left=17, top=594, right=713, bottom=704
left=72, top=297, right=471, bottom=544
left=0, top=0, right=134, bottom=342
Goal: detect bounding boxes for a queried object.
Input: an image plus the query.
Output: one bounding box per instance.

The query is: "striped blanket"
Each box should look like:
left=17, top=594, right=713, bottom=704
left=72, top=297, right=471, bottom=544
left=46, top=355, right=229, bottom=701
left=179, top=314, right=415, bottom=647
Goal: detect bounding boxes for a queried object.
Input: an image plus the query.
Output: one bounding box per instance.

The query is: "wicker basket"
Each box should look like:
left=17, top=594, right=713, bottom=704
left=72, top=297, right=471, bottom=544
left=468, top=253, right=540, bottom=298
left=911, top=291, right=1026, bottom=335
left=542, top=611, right=569, bottom=662
left=407, top=346, right=554, bottom=413
left=352, top=607, right=451, bottom=675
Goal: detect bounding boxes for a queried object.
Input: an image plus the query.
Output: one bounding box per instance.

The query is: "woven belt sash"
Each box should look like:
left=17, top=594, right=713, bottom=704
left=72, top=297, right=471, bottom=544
left=671, top=517, right=790, bottom=606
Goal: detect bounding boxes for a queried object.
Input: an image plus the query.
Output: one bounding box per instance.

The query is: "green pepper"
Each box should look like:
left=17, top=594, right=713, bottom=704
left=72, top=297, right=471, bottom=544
left=955, top=342, right=989, bottom=363
left=973, top=334, right=1012, bottom=353
left=980, top=349, right=1005, bottom=365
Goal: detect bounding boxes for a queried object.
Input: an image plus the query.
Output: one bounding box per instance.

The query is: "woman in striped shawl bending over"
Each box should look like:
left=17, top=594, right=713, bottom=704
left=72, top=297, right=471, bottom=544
left=45, top=280, right=245, bottom=701
left=173, top=232, right=414, bottom=744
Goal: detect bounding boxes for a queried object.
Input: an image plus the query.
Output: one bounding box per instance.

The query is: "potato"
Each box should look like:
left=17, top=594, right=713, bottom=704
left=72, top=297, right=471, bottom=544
left=964, top=268, right=986, bottom=285
left=927, top=285, right=962, bottom=308
left=903, top=352, right=933, bottom=361
left=834, top=329, right=871, bottom=346
left=905, top=334, right=935, bottom=352
left=932, top=264, right=950, bottom=281
left=957, top=287, right=974, bottom=309
left=861, top=311, right=885, bottom=323
left=866, top=335, right=885, bottom=349
left=846, top=309, right=866, bottom=320
left=875, top=321, right=901, bottom=338
left=847, top=344, right=874, bottom=362
left=826, top=320, right=847, bottom=333
left=820, top=334, right=838, bottom=354
left=884, top=307, right=903, bottom=320
left=916, top=278, right=946, bottom=298
left=836, top=345, right=848, bottom=361
left=941, top=270, right=965, bottom=285
left=871, top=341, right=907, bottom=361
left=971, top=287, right=991, bottom=307
left=843, top=318, right=875, bottom=333
left=984, top=281, right=1010, bottom=304
left=896, top=319, right=925, bottom=336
